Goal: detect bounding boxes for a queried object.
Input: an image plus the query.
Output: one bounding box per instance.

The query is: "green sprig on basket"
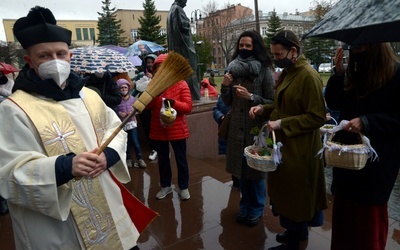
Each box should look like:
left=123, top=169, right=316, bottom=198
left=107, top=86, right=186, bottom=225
left=250, top=126, right=260, bottom=135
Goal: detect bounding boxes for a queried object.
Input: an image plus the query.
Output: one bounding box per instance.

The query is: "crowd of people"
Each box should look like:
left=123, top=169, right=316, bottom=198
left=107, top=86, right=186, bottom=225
left=1, top=4, right=400, bottom=250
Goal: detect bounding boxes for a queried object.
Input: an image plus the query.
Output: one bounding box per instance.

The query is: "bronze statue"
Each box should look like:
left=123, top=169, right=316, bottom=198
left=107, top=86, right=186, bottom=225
left=167, top=0, right=200, bottom=100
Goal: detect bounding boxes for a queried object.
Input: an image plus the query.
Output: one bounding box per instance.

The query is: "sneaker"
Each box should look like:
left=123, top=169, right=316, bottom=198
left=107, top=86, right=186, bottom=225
left=156, top=186, right=173, bottom=199
left=148, top=150, right=158, bottom=161
left=179, top=189, right=190, bottom=200
left=137, top=159, right=147, bottom=168
left=126, top=159, right=132, bottom=168
left=133, top=161, right=139, bottom=168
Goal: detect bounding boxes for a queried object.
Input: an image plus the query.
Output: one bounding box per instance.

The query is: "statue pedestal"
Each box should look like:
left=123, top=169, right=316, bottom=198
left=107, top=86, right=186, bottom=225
left=186, top=96, right=219, bottom=159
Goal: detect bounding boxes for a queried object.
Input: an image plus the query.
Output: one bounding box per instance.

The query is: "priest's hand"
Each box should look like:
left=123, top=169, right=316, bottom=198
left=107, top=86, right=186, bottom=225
left=88, top=148, right=107, bottom=178
left=72, top=151, right=100, bottom=178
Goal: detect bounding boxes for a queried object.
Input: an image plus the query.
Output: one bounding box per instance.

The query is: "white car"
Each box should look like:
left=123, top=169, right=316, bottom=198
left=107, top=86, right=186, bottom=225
left=318, top=63, right=332, bottom=73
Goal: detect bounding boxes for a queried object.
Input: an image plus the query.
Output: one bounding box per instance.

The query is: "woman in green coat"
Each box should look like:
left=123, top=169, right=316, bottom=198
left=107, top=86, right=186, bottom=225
left=250, top=30, right=328, bottom=250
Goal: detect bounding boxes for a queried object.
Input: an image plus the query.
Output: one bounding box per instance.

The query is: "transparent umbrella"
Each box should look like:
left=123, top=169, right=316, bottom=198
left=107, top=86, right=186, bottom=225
left=125, top=40, right=165, bottom=57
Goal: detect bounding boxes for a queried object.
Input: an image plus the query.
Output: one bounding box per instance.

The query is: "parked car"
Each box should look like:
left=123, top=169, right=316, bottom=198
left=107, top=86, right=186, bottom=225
left=206, top=68, right=220, bottom=76
left=318, top=63, right=332, bottom=73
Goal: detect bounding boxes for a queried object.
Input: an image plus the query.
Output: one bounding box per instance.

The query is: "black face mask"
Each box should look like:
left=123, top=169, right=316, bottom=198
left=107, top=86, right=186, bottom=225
left=274, top=51, right=293, bottom=69
left=0, top=75, right=8, bottom=85
left=350, top=50, right=367, bottom=63
left=348, top=50, right=368, bottom=81
left=238, top=49, right=254, bottom=59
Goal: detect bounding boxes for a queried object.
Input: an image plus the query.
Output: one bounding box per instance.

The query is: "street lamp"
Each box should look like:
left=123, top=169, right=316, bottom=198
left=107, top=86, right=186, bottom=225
left=190, top=10, right=204, bottom=40
left=190, top=10, right=204, bottom=88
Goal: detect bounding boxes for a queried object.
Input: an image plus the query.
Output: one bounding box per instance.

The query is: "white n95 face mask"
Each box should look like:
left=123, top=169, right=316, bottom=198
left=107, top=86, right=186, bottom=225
left=38, top=59, right=70, bottom=87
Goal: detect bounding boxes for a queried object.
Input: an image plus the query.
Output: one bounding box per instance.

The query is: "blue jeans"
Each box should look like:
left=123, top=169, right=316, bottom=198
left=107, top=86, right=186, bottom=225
left=155, top=139, right=189, bottom=190
left=126, top=128, right=142, bottom=160
left=239, top=178, right=267, bottom=218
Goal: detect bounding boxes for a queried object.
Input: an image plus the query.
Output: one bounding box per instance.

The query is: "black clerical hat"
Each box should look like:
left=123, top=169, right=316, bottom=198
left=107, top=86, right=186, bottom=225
left=13, top=6, right=71, bottom=49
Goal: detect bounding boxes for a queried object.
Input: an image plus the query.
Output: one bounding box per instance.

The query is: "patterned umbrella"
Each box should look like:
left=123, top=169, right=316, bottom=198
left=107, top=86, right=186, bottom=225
left=303, top=0, right=400, bottom=45
left=125, top=40, right=165, bottom=57
left=70, top=46, right=136, bottom=73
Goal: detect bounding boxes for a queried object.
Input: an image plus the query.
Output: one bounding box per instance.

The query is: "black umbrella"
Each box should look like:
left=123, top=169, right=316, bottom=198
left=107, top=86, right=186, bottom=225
left=303, top=0, right=400, bottom=45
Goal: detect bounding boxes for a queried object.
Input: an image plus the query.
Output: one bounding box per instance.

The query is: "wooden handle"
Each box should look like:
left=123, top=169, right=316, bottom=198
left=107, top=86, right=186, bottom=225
left=96, top=109, right=138, bottom=155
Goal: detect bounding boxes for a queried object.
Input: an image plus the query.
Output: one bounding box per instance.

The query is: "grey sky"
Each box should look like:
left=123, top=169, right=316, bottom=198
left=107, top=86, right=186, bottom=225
left=0, top=0, right=315, bottom=41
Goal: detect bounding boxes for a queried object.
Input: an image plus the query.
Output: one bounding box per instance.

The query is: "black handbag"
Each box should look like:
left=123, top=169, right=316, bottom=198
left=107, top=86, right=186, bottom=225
left=218, top=96, right=239, bottom=140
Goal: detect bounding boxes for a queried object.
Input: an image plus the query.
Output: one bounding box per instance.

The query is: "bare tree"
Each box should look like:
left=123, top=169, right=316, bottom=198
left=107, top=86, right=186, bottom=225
left=203, top=0, right=218, bottom=13
left=202, top=1, right=253, bottom=68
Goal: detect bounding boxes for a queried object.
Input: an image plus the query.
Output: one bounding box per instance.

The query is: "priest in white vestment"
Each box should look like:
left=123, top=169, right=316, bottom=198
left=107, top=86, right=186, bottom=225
left=0, top=6, right=140, bottom=250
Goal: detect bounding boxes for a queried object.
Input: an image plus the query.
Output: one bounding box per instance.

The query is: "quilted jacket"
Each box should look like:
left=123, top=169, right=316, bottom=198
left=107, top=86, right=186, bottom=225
left=147, top=80, right=192, bottom=141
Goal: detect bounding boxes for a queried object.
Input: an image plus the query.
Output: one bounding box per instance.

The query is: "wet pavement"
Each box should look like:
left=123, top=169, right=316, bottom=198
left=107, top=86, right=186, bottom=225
left=1, top=148, right=400, bottom=249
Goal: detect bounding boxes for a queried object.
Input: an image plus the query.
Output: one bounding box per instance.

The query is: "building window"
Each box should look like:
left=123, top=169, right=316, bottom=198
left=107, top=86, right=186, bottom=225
left=132, top=15, right=135, bottom=20
left=90, top=28, right=95, bottom=41
left=262, top=27, right=267, bottom=36
left=83, top=28, right=89, bottom=40
left=131, top=29, right=138, bottom=40
left=76, top=28, right=82, bottom=40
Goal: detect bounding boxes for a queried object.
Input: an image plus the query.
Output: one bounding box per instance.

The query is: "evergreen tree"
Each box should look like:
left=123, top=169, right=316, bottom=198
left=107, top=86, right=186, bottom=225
left=264, top=9, right=283, bottom=52
left=97, top=0, right=126, bottom=46
left=194, top=35, right=213, bottom=80
left=303, top=1, right=336, bottom=69
left=137, top=0, right=166, bottom=45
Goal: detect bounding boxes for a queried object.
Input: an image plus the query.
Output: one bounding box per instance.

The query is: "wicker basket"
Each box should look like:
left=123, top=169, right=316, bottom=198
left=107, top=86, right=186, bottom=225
left=320, top=117, right=338, bottom=137
left=324, top=132, right=369, bottom=170
left=244, top=129, right=278, bottom=172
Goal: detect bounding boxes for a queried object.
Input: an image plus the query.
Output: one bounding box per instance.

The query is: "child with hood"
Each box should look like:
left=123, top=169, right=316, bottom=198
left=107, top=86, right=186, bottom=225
left=116, top=78, right=147, bottom=168
left=200, top=78, right=218, bottom=97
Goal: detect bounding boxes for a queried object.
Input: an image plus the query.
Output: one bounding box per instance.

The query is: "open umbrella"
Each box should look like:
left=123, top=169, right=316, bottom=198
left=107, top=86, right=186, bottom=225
left=70, top=46, right=136, bottom=73
left=0, top=62, right=19, bottom=74
left=303, top=0, right=400, bottom=45
left=125, top=40, right=165, bottom=57
left=127, top=56, right=142, bottom=66
left=100, top=45, right=127, bottom=55
left=98, top=45, right=144, bottom=66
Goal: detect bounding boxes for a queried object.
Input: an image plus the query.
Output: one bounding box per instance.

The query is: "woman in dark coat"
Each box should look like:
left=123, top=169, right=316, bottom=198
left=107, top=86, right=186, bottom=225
left=250, top=30, right=328, bottom=249
left=220, top=30, right=274, bottom=227
left=325, top=43, right=400, bottom=250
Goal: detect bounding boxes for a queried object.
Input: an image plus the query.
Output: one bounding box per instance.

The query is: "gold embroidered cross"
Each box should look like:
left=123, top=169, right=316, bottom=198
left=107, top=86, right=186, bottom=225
left=44, top=121, right=75, bottom=153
